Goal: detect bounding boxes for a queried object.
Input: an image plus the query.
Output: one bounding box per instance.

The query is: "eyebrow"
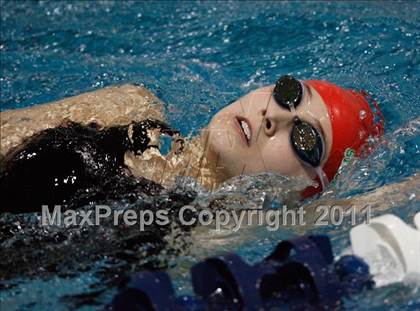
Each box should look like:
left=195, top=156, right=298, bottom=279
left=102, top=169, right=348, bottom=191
left=313, top=117, right=326, bottom=151
left=302, top=82, right=327, bottom=159
left=305, top=81, right=313, bottom=97
left=304, top=83, right=325, bottom=133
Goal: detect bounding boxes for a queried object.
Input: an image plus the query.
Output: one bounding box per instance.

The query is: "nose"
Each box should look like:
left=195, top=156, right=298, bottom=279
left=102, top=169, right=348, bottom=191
left=263, top=116, right=276, bottom=137
left=259, top=101, right=292, bottom=138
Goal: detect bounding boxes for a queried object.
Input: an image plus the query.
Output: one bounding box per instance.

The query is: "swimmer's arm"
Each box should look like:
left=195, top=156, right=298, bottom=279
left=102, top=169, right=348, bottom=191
left=349, top=173, right=419, bottom=212
left=1, top=84, right=165, bottom=157
left=304, top=173, right=419, bottom=213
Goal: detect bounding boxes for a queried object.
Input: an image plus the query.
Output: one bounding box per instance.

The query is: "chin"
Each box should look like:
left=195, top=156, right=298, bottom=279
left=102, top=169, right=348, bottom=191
left=207, top=109, right=249, bottom=176
left=207, top=114, right=232, bottom=147
left=206, top=131, right=237, bottom=177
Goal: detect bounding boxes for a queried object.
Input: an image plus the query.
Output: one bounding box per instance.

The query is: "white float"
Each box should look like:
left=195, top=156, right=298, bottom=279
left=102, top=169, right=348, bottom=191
left=350, top=212, right=420, bottom=286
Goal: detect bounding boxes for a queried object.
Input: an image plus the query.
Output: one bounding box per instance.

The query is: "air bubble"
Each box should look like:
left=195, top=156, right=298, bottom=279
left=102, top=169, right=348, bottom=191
left=359, top=110, right=367, bottom=120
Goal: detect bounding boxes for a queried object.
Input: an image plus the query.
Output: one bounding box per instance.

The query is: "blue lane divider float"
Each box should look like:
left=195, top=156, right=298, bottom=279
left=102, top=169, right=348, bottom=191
left=107, top=234, right=373, bottom=310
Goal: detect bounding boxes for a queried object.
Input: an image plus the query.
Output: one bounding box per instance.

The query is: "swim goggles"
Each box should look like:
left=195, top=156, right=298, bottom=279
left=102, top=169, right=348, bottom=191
left=272, top=75, right=325, bottom=169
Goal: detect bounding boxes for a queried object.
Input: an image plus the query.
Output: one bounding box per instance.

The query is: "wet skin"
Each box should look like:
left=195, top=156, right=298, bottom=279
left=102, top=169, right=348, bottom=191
left=206, top=81, right=333, bottom=183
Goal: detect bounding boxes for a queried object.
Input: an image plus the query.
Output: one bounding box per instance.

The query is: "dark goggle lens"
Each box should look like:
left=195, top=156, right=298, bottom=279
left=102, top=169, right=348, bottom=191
left=291, top=118, right=324, bottom=167
left=273, top=75, right=303, bottom=110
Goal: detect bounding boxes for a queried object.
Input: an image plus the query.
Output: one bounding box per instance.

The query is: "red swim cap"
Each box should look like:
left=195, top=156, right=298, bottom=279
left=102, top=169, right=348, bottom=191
left=302, top=80, right=384, bottom=198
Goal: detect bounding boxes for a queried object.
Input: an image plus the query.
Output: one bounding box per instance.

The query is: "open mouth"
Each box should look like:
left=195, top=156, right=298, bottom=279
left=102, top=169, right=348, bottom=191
left=236, top=116, right=252, bottom=145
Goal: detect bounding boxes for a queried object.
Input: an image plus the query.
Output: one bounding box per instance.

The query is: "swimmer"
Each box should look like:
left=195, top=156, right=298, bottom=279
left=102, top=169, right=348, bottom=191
left=110, top=75, right=384, bottom=196
left=0, top=75, right=386, bottom=213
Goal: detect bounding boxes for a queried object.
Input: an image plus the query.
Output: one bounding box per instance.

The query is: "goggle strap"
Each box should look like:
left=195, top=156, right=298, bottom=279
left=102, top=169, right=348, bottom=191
left=315, top=166, right=329, bottom=191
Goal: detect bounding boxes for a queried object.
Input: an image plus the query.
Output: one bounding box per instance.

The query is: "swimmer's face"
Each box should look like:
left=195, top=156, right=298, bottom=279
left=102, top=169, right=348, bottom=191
left=206, top=82, right=333, bottom=182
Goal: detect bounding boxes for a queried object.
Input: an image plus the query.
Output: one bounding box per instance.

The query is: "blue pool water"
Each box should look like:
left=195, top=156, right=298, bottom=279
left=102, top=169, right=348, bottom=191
left=1, top=1, right=419, bottom=310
